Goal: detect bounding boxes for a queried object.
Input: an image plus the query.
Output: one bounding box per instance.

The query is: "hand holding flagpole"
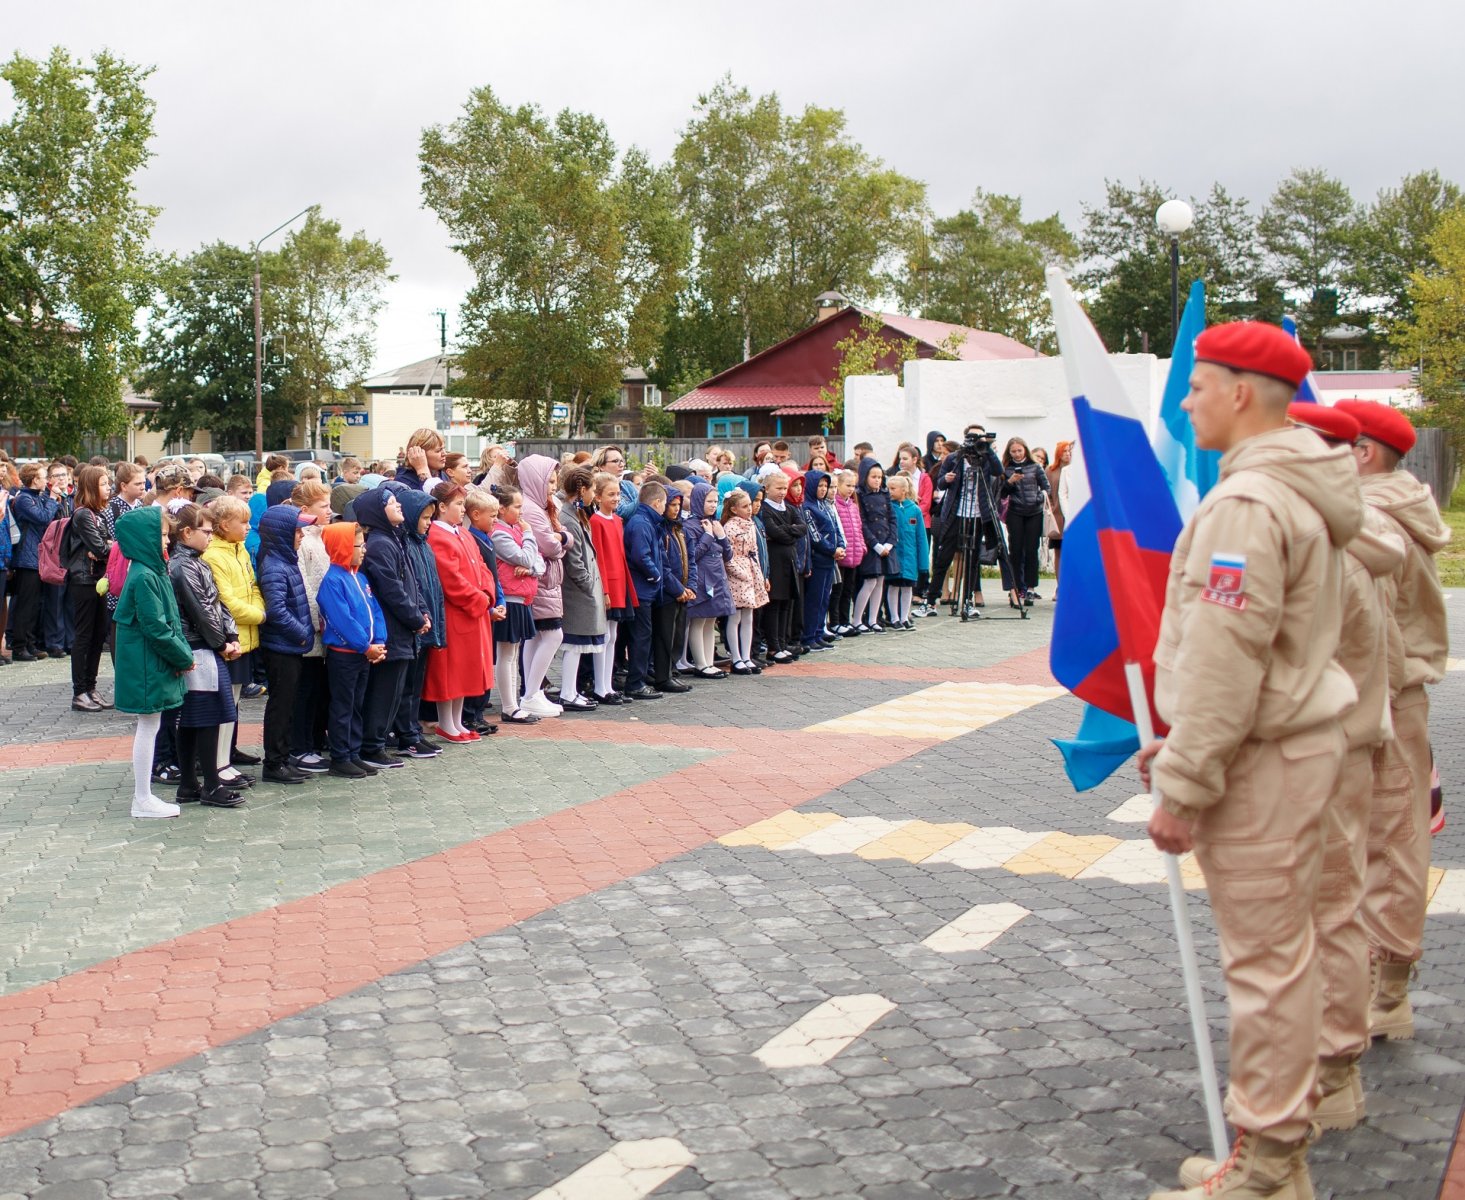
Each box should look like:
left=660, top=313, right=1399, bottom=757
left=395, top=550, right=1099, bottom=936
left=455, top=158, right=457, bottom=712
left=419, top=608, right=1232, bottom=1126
left=1045, top=268, right=1228, bottom=1163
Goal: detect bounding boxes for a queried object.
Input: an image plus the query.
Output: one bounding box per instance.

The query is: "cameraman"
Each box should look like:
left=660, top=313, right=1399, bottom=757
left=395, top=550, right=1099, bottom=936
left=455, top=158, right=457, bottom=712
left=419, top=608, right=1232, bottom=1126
left=927, top=424, right=1004, bottom=615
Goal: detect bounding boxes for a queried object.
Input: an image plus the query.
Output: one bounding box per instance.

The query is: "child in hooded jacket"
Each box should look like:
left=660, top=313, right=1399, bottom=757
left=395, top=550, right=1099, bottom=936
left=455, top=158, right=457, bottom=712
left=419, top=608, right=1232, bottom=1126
left=257, top=504, right=316, bottom=784
left=114, top=505, right=196, bottom=819
left=316, top=522, right=387, bottom=778
left=555, top=465, right=606, bottom=712
left=424, top=482, right=495, bottom=742
left=462, top=489, right=506, bottom=736
left=685, top=480, right=733, bottom=678
left=516, top=455, right=572, bottom=717
left=832, top=470, right=865, bottom=634
left=799, top=470, right=843, bottom=651
left=652, top=489, right=697, bottom=691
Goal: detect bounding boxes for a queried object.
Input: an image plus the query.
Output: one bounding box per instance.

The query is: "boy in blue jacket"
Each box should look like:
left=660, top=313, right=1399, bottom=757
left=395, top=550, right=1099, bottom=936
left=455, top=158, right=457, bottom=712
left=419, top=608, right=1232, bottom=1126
left=316, top=522, right=387, bottom=779
left=621, top=481, right=667, bottom=699
left=257, top=505, right=316, bottom=784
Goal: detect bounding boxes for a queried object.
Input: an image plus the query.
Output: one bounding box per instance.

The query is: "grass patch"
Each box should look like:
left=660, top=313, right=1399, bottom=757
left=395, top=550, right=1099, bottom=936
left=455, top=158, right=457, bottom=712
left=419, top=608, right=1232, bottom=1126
left=1440, top=508, right=1465, bottom=588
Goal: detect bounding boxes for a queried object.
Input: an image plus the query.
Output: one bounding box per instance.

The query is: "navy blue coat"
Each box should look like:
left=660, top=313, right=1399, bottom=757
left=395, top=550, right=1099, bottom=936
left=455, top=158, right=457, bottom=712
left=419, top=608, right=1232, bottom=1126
left=355, top=484, right=426, bottom=661
left=659, top=498, right=700, bottom=604
left=12, top=487, right=58, bottom=570
left=857, top=458, right=899, bottom=579
left=685, top=482, right=734, bottom=620
left=400, top=489, right=447, bottom=651
left=257, top=506, right=314, bottom=655
left=801, top=471, right=842, bottom=567
left=623, top=502, right=665, bottom=604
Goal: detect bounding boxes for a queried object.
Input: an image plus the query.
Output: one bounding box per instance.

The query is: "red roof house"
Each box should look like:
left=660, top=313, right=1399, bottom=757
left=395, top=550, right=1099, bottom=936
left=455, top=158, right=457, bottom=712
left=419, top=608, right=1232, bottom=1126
left=665, top=304, right=1040, bottom=441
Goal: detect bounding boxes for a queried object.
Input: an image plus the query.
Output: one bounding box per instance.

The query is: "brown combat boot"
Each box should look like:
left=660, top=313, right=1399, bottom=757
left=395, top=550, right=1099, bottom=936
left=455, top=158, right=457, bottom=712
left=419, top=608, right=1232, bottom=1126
left=1159, top=1128, right=1314, bottom=1199
left=1369, top=960, right=1415, bottom=1040
left=1312, top=1054, right=1364, bottom=1130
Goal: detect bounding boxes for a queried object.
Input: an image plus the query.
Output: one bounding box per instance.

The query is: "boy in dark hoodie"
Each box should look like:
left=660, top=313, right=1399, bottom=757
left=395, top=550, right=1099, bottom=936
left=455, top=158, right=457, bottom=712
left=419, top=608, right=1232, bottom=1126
left=653, top=489, right=697, bottom=693
left=394, top=487, right=447, bottom=757
left=621, top=481, right=667, bottom=699
left=257, top=505, right=316, bottom=784
left=317, top=522, right=387, bottom=779
left=354, top=483, right=430, bottom=770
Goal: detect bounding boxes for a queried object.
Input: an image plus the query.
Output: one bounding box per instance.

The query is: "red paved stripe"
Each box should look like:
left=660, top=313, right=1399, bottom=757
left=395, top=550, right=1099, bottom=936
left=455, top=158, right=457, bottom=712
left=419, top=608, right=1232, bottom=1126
left=0, top=728, right=937, bottom=1137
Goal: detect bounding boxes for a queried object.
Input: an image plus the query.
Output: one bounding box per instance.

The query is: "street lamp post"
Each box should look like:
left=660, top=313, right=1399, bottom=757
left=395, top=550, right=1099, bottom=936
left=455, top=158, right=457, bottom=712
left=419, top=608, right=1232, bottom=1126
left=252, top=205, right=318, bottom=462
left=1155, top=199, right=1195, bottom=346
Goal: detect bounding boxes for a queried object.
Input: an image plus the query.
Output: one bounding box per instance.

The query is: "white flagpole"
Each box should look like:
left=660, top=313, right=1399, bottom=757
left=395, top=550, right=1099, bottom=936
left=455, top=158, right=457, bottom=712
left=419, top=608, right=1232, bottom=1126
left=1123, top=661, right=1229, bottom=1163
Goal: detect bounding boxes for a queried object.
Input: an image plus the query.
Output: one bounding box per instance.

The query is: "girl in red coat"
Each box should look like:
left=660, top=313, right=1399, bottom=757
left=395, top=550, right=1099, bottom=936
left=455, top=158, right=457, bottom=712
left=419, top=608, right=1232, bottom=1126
left=423, top=483, right=495, bottom=743
left=589, top=471, right=636, bottom=703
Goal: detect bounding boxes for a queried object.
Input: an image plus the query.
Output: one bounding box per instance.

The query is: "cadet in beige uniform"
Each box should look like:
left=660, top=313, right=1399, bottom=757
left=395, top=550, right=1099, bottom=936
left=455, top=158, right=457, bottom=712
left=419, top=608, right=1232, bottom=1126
left=1335, top=400, right=1450, bottom=1039
left=1287, top=403, right=1404, bottom=1132
left=1140, top=323, right=1363, bottom=1200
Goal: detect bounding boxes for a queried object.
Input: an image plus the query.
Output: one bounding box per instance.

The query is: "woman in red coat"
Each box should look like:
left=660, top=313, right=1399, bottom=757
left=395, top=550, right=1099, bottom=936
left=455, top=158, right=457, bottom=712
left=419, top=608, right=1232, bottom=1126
left=423, top=483, right=495, bottom=742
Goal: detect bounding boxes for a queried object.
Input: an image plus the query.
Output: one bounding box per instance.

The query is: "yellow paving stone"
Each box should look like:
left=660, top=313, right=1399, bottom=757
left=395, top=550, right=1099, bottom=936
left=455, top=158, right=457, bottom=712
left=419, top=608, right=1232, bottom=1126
left=805, top=682, right=1066, bottom=742
left=1005, top=832, right=1122, bottom=878
left=856, top=821, right=975, bottom=863
left=1446, top=658, right=1465, bottom=672
left=1428, top=865, right=1446, bottom=905
left=718, top=811, right=842, bottom=850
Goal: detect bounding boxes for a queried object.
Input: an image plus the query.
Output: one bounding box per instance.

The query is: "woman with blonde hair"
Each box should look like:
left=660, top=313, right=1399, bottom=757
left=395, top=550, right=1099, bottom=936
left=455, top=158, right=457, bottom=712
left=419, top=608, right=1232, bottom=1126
left=397, top=427, right=447, bottom=490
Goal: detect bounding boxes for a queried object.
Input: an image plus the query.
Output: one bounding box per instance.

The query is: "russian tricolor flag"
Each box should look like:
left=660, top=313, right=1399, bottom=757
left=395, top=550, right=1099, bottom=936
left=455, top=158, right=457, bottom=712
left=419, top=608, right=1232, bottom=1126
left=1046, top=269, right=1181, bottom=737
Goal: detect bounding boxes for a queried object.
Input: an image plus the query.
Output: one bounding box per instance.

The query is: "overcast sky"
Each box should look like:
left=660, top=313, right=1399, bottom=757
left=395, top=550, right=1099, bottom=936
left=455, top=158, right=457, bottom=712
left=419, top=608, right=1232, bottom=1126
left=9, top=0, right=1465, bottom=374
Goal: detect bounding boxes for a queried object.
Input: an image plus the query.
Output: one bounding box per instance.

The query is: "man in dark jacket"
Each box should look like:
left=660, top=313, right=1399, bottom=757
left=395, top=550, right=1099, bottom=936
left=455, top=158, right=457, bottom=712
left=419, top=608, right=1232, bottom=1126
left=621, top=482, right=667, bottom=699
left=355, top=483, right=430, bottom=767
left=927, top=425, right=1006, bottom=614
left=9, top=462, right=60, bottom=660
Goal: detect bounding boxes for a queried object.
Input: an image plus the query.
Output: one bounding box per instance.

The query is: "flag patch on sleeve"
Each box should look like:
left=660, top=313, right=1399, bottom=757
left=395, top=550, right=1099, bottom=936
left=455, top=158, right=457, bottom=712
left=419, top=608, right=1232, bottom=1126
left=1202, top=553, right=1247, bottom=610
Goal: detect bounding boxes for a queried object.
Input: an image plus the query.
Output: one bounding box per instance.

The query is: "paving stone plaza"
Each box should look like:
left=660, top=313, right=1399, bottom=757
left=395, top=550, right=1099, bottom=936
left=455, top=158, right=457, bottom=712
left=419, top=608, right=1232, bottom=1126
left=2, top=599, right=1464, bottom=1199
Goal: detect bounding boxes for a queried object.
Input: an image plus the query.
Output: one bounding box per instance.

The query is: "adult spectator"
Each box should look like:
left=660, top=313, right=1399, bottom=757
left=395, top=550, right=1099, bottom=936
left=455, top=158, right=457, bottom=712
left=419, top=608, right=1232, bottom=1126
left=1000, top=437, right=1050, bottom=605
left=474, top=444, right=513, bottom=488
left=186, top=458, right=208, bottom=484
left=769, top=441, right=792, bottom=466
left=1048, top=440, right=1072, bottom=591
left=396, top=428, right=447, bottom=490
left=9, top=462, right=61, bottom=660
left=592, top=445, right=637, bottom=519
left=743, top=442, right=773, bottom=479
left=66, top=465, right=114, bottom=711
left=803, top=435, right=843, bottom=471
left=926, top=424, right=1003, bottom=615
left=41, top=461, right=75, bottom=656
left=0, top=462, right=14, bottom=664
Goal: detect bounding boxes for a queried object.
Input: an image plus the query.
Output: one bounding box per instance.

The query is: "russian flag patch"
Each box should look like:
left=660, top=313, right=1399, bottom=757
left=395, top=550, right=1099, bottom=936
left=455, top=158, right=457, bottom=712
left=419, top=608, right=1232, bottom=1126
left=1202, top=553, right=1247, bottom=610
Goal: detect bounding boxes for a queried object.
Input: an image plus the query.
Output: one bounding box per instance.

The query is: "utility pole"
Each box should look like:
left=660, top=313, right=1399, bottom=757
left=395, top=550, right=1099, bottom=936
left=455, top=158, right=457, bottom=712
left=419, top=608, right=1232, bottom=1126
left=252, top=204, right=318, bottom=461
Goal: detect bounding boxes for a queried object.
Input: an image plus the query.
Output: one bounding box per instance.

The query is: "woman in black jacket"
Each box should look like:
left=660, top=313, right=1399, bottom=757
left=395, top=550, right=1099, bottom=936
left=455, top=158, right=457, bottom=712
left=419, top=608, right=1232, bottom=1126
left=66, top=466, right=113, bottom=712
left=167, top=503, right=246, bottom=808
left=1000, top=437, right=1050, bottom=606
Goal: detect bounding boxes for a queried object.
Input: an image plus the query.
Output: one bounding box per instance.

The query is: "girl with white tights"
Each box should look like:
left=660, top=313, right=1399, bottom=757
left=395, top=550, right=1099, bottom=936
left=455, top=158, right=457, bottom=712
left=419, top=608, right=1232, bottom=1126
left=721, top=489, right=769, bottom=675
left=132, top=713, right=179, bottom=819
left=854, top=576, right=885, bottom=632
left=515, top=454, right=571, bottom=718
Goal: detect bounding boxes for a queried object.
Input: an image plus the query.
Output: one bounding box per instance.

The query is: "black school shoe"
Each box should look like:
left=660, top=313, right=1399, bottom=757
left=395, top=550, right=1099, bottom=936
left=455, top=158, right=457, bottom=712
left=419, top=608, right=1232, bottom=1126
left=624, top=686, right=663, bottom=700
left=655, top=679, right=692, bottom=694
left=398, top=742, right=442, bottom=760
left=328, top=759, right=368, bottom=779
left=560, top=698, right=598, bottom=712
left=202, top=787, right=247, bottom=808
left=231, top=750, right=262, bottom=766
left=151, top=764, right=183, bottom=786
left=262, top=764, right=306, bottom=784
left=361, top=751, right=407, bottom=770
left=351, top=757, right=380, bottom=776
left=591, top=691, right=627, bottom=705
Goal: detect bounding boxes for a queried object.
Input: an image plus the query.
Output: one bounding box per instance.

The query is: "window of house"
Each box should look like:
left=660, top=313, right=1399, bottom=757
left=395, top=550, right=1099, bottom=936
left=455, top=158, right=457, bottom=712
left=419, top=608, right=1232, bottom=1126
left=643, top=385, right=662, bottom=408
left=1322, top=348, right=1359, bottom=371
left=707, top=417, right=748, bottom=439
left=613, top=423, right=628, bottom=438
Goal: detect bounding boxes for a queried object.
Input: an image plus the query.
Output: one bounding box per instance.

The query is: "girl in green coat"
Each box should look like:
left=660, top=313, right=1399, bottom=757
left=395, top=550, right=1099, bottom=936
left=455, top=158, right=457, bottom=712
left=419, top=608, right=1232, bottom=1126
left=113, top=506, right=195, bottom=818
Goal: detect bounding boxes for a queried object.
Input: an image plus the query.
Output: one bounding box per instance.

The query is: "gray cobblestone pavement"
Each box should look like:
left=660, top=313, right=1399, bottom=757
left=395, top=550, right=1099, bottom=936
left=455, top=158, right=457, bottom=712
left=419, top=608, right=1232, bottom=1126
left=1, top=594, right=1462, bottom=1198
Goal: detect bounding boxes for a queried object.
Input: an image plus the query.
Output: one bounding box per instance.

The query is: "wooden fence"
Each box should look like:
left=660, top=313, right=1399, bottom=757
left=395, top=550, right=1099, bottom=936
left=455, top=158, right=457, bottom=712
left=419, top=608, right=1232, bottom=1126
left=1403, top=427, right=1456, bottom=505
left=509, top=437, right=846, bottom=471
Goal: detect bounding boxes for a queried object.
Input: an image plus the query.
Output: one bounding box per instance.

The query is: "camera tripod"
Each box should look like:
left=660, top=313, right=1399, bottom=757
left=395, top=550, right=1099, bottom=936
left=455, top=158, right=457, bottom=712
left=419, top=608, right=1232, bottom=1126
left=953, top=456, right=1026, bottom=622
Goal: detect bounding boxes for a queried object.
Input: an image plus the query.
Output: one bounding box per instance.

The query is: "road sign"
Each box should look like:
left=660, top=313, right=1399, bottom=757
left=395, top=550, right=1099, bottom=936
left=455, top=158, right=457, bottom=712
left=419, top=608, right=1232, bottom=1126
left=551, top=404, right=570, bottom=421
left=319, top=410, right=369, bottom=427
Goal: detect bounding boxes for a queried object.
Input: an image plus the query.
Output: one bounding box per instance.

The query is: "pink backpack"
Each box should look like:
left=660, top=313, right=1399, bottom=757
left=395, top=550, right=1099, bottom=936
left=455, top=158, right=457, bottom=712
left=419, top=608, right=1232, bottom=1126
left=105, top=539, right=130, bottom=599
left=37, top=518, right=71, bottom=585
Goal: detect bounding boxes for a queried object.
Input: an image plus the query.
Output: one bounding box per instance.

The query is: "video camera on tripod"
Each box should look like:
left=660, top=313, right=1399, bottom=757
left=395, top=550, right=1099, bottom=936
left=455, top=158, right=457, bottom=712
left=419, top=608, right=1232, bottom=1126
left=953, top=428, right=1026, bottom=622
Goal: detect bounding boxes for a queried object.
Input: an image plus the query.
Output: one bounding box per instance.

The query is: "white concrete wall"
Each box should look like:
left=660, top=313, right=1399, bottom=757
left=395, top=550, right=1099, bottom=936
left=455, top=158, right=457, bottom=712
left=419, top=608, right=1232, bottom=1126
left=845, top=353, right=1164, bottom=464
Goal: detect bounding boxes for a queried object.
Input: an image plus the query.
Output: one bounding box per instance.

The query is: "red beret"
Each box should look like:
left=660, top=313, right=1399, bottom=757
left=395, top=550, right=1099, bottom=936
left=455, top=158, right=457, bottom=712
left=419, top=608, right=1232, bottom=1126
left=1287, top=403, right=1360, bottom=445
left=1333, top=400, right=1416, bottom=456
left=1194, top=321, right=1314, bottom=388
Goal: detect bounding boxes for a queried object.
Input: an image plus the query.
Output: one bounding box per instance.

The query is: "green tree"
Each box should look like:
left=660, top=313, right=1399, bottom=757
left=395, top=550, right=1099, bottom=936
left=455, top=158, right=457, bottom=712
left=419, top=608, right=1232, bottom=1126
left=0, top=48, right=159, bottom=453
left=1257, top=167, right=1358, bottom=347
left=1393, top=207, right=1465, bottom=450
left=1349, top=169, right=1464, bottom=338
left=1079, top=180, right=1270, bottom=353
left=135, top=243, right=294, bottom=451
left=671, top=77, right=926, bottom=369
left=421, top=86, right=688, bottom=437
left=897, top=191, right=1076, bottom=352
left=275, top=212, right=393, bottom=448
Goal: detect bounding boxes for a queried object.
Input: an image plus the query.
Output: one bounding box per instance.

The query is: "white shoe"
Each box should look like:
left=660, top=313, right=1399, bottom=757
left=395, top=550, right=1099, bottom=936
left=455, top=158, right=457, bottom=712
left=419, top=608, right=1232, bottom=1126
left=522, top=690, right=563, bottom=717
left=132, top=794, right=181, bottom=819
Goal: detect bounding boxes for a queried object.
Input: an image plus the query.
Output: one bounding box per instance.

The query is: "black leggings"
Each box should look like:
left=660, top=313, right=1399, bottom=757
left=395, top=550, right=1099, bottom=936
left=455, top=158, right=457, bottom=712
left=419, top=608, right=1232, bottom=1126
left=1005, top=510, right=1044, bottom=593
left=176, top=725, right=223, bottom=792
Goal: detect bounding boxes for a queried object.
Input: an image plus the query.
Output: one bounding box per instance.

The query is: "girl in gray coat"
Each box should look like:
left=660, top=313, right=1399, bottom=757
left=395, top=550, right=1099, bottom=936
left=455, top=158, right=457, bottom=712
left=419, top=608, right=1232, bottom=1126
left=555, top=465, right=605, bottom=712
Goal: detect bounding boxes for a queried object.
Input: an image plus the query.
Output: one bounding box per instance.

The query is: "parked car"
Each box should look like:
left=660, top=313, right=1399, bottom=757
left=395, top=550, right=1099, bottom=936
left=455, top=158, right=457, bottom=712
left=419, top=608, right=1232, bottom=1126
left=264, top=448, right=340, bottom=466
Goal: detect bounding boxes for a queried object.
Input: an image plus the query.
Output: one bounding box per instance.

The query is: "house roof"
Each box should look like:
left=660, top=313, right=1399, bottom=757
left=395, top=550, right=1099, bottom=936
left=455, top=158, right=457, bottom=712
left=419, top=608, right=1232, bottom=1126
left=361, top=354, right=460, bottom=392
left=874, top=312, right=1040, bottom=361
left=669, top=386, right=825, bottom=413
left=770, top=406, right=830, bottom=418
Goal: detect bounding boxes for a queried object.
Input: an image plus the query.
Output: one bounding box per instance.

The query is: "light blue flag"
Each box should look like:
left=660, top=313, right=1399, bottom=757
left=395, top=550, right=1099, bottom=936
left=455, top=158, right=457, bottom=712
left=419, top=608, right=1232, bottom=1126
left=1052, top=281, right=1210, bottom=791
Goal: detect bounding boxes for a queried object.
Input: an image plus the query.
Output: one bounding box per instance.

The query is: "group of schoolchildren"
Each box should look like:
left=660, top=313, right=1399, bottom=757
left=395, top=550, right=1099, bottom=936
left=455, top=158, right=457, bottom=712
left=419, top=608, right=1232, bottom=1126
left=104, top=429, right=946, bottom=819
